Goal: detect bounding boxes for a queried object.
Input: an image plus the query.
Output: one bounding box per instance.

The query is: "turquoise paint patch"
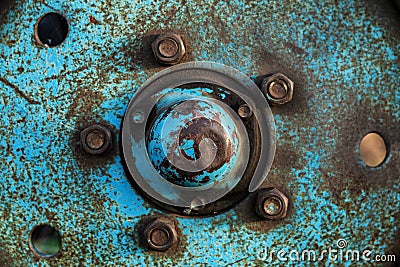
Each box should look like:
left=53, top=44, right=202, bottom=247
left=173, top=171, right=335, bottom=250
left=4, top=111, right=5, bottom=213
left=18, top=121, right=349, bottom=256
left=0, top=0, right=399, bottom=266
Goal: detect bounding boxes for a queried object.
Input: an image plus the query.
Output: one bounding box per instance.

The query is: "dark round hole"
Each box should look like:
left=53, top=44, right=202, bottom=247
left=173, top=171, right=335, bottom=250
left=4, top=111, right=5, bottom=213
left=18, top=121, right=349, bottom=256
left=34, top=12, right=68, bottom=47
left=29, top=225, right=61, bottom=258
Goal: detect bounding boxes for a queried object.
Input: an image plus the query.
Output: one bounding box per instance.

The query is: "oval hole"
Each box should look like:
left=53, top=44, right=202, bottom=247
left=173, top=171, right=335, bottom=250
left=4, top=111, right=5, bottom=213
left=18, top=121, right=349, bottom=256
left=34, top=12, right=69, bottom=47
left=29, top=225, right=61, bottom=258
left=359, top=132, right=387, bottom=167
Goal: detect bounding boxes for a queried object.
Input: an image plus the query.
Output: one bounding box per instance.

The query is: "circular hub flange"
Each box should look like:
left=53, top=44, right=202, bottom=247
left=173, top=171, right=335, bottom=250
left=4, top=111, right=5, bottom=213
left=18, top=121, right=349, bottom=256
left=122, top=62, right=276, bottom=215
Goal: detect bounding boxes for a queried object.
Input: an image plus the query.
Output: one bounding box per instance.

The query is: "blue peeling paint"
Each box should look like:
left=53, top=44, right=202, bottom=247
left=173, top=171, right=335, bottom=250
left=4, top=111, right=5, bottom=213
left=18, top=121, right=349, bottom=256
left=0, top=0, right=399, bottom=266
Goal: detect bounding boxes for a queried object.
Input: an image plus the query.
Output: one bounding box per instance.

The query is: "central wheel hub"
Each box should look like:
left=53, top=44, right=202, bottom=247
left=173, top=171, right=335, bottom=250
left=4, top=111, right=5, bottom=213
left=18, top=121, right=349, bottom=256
left=121, top=62, right=276, bottom=215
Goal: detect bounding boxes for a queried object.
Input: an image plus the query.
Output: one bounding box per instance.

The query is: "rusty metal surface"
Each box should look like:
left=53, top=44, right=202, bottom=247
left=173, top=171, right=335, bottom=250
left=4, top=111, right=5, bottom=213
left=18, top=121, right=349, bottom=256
left=0, top=0, right=399, bottom=266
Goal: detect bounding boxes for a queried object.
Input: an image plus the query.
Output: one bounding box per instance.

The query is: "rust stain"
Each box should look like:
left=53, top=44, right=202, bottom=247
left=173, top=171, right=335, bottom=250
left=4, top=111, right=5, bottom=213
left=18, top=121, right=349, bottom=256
left=322, top=97, right=400, bottom=204
left=0, top=246, right=16, bottom=267
left=0, top=77, right=40, bottom=104
left=89, top=15, right=101, bottom=25
left=0, top=0, right=15, bottom=25
left=66, top=88, right=104, bottom=120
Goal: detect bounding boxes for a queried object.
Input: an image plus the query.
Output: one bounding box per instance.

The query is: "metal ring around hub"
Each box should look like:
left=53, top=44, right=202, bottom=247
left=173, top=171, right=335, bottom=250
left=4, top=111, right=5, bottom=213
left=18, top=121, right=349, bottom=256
left=122, top=62, right=276, bottom=210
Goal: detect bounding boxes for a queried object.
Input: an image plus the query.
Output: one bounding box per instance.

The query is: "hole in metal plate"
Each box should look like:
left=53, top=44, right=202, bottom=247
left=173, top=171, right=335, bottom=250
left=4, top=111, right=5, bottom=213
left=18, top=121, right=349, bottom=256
left=34, top=12, right=69, bottom=47
left=29, top=225, right=61, bottom=258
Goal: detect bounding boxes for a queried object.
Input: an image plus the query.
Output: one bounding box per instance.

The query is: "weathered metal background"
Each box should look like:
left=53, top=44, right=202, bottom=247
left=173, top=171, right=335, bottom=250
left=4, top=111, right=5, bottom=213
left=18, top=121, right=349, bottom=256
left=0, top=0, right=399, bottom=266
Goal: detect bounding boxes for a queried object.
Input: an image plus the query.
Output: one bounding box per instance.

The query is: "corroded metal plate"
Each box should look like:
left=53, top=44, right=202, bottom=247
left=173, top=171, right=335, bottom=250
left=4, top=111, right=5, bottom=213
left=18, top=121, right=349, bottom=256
left=0, top=0, right=399, bottom=266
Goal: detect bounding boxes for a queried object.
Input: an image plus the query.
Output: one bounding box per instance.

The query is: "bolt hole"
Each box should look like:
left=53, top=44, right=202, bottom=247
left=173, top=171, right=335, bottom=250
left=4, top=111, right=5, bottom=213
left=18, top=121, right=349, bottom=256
left=359, top=132, right=387, bottom=167
left=29, top=225, right=61, bottom=258
left=34, top=12, right=69, bottom=47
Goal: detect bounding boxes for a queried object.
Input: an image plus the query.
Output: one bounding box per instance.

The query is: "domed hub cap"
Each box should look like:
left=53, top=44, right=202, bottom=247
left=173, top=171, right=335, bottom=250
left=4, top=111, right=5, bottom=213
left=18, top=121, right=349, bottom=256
left=147, top=98, right=247, bottom=187
left=122, top=62, right=276, bottom=215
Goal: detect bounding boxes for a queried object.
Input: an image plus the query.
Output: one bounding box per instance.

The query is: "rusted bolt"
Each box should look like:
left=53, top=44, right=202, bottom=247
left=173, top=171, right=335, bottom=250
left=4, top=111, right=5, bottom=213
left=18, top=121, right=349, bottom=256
left=151, top=33, right=186, bottom=65
left=256, top=188, right=289, bottom=220
left=80, top=124, right=112, bottom=155
left=261, top=73, right=294, bottom=105
left=143, top=217, right=178, bottom=252
left=238, top=104, right=252, bottom=118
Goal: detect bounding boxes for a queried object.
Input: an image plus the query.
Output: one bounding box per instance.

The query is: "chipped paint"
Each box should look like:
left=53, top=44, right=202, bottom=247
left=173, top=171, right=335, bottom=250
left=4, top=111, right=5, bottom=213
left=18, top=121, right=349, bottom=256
left=0, top=0, right=399, bottom=266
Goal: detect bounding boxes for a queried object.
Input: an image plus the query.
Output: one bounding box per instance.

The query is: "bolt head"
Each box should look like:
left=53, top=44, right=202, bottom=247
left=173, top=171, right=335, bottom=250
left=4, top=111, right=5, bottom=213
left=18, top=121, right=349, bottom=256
left=152, top=33, right=186, bottom=65
left=80, top=124, right=112, bottom=155
left=143, top=217, right=178, bottom=252
left=256, top=188, right=289, bottom=219
left=238, top=104, right=253, bottom=118
left=158, top=38, right=179, bottom=58
left=261, top=73, right=294, bottom=105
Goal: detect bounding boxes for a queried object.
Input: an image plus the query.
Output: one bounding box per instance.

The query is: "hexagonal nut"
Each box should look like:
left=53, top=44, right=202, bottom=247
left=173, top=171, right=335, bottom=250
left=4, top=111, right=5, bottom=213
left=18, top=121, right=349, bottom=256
left=143, top=217, right=178, bottom=252
left=255, top=188, right=289, bottom=220
left=80, top=123, right=112, bottom=155
left=261, top=73, right=294, bottom=105
left=151, top=33, right=186, bottom=65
